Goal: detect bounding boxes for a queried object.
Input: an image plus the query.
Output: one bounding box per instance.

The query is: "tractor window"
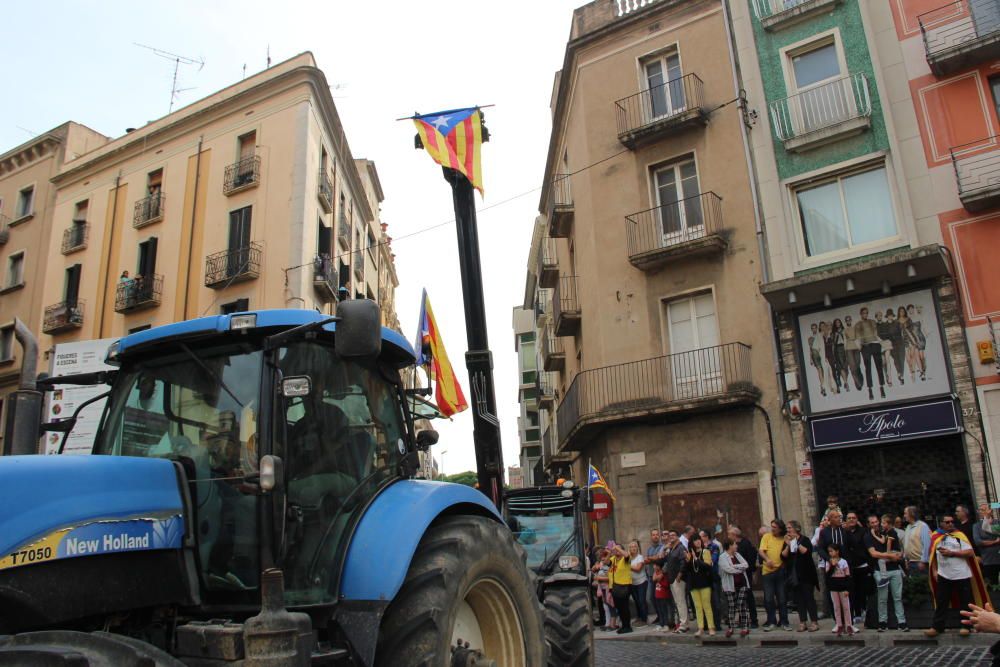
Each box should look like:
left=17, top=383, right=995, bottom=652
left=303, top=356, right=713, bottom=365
left=94, top=345, right=263, bottom=596
left=507, top=494, right=580, bottom=571
left=276, top=341, right=405, bottom=605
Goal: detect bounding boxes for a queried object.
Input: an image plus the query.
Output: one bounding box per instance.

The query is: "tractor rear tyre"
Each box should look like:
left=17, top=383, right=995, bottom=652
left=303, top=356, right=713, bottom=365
left=375, top=514, right=547, bottom=667
left=542, top=587, right=593, bottom=667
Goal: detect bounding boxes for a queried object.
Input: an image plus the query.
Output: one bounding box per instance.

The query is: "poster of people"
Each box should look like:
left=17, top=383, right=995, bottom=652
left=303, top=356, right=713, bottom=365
left=44, top=338, right=117, bottom=455
left=797, top=288, right=950, bottom=413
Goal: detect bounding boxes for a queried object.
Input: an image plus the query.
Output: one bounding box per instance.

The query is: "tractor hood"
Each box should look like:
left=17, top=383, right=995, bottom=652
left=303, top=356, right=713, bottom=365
left=0, top=455, right=186, bottom=570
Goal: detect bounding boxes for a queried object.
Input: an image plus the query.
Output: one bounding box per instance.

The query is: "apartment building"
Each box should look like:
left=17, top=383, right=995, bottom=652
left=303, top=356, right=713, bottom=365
left=0, top=123, right=108, bottom=449
left=513, top=304, right=543, bottom=486
left=32, top=53, right=398, bottom=357
left=520, top=0, right=798, bottom=542
left=730, top=0, right=988, bottom=522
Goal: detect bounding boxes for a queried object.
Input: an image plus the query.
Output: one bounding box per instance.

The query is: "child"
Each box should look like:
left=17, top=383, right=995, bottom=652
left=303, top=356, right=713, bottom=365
left=823, top=495, right=842, bottom=520
left=826, top=543, right=853, bottom=636
left=594, top=549, right=617, bottom=631
left=652, top=563, right=675, bottom=631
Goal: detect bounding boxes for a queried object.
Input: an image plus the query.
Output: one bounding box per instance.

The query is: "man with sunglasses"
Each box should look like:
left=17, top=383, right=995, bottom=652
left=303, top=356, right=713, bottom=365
left=925, top=515, right=984, bottom=638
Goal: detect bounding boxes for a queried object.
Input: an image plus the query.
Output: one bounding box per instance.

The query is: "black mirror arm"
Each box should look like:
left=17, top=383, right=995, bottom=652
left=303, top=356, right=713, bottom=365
left=264, top=317, right=338, bottom=351
left=50, top=389, right=112, bottom=454
left=37, top=370, right=117, bottom=390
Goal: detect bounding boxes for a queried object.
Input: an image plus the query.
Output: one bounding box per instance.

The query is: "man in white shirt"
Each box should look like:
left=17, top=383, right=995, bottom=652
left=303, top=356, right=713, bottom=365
left=925, top=515, right=976, bottom=638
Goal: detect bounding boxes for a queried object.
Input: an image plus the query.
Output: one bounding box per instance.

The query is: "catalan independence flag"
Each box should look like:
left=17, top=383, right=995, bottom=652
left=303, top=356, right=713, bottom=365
left=415, top=289, right=468, bottom=418
left=413, top=107, right=485, bottom=195
left=587, top=464, right=616, bottom=503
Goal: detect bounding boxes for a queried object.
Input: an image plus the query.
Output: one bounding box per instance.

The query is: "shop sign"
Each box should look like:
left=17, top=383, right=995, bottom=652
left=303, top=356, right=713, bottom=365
left=809, top=398, right=959, bottom=450
left=798, top=459, right=813, bottom=480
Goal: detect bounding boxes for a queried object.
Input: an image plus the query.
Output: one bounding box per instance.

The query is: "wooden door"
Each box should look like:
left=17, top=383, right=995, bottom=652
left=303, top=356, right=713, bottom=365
left=659, top=488, right=762, bottom=540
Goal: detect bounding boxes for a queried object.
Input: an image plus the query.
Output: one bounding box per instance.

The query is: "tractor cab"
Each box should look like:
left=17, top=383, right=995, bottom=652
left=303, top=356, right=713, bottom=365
left=504, top=483, right=588, bottom=582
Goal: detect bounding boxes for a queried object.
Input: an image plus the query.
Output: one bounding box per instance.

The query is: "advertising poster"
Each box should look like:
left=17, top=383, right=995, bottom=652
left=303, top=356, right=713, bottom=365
left=44, top=338, right=117, bottom=455
left=797, top=289, right=950, bottom=414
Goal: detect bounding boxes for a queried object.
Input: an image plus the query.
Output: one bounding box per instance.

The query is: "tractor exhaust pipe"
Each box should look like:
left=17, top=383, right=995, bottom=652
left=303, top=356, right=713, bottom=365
left=2, top=319, right=43, bottom=455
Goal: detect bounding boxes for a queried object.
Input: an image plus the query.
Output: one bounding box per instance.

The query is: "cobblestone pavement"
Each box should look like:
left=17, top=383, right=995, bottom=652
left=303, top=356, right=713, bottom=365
left=595, top=641, right=993, bottom=666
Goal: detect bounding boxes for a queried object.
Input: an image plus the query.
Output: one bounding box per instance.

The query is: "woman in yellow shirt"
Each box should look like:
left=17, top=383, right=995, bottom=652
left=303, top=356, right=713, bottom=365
left=758, top=519, right=791, bottom=630
left=609, top=542, right=634, bottom=634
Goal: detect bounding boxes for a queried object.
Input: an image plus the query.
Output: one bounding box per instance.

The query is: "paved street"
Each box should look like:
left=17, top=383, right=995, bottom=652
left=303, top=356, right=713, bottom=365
left=596, top=641, right=993, bottom=666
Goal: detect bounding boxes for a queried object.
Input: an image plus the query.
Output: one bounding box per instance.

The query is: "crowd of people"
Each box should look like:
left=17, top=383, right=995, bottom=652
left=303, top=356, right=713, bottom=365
left=589, top=496, right=1000, bottom=640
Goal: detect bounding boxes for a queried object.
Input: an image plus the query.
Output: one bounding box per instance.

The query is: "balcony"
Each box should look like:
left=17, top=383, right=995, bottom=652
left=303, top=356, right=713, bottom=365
left=60, top=224, right=88, bottom=255
left=547, top=175, right=574, bottom=238
left=770, top=73, right=872, bottom=152
left=353, top=250, right=363, bottom=280
left=318, top=170, right=334, bottom=213
left=223, top=155, right=261, bottom=195
left=115, top=274, right=162, bottom=313
left=313, top=255, right=338, bottom=300
left=539, top=371, right=557, bottom=409
left=615, top=74, right=707, bottom=149
left=952, top=136, right=1000, bottom=211
left=919, top=0, right=1000, bottom=76
left=133, top=192, right=164, bottom=228
left=556, top=342, right=758, bottom=451
left=626, top=192, right=726, bottom=271
left=553, top=276, right=581, bottom=337
left=752, top=0, right=844, bottom=31
left=535, top=288, right=553, bottom=327
left=43, top=300, right=85, bottom=335
left=0, top=214, right=9, bottom=245
left=542, top=332, right=565, bottom=372
left=337, top=226, right=351, bottom=250
left=205, top=243, right=262, bottom=288
left=538, top=237, right=559, bottom=288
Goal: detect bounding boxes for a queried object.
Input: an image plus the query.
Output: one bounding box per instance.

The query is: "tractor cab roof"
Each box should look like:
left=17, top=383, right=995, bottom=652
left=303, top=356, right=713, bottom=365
left=116, top=309, right=416, bottom=368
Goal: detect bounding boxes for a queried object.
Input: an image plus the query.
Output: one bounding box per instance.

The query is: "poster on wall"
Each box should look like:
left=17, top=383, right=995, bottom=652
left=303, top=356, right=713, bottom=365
left=797, top=288, right=950, bottom=414
left=44, top=339, right=117, bottom=455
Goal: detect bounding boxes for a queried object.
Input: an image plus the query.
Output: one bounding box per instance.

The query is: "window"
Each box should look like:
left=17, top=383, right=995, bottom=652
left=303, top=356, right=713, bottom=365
left=136, top=238, right=158, bottom=302
left=63, top=264, right=82, bottom=306
left=990, top=75, right=1000, bottom=120
left=786, top=38, right=852, bottom=134
left=643, top=51, right=685, bottom=120
left=653, top=158, right=703, bottom=244
left=796, top=165, right=896, bottom=257
left=0, top=326, right=13, bottom=361
left=221, top=298, right=249, bottom=315
left=791, top=42, right=840, bottom=90
left=519, top=332, right=536, bottom=344
left=228, top=206, right=252, bottom=278
left=238, top=131, right=256, bottom=160
left=73, top=200, right=88, bottom=224
left=520, top=337, right=537, bottom=375
left=147, top=169, right=163, bottom=197
left=317, top=218, right=332, bottom=257
left=666, top=292, right=721, bottom=398
left=16, top=186, right=34, bottom=218
left=524, top=446, right=542, bottom=458
left=6, top=252, right=24, bottom=288
left=128, top=324, right=151, bottom=334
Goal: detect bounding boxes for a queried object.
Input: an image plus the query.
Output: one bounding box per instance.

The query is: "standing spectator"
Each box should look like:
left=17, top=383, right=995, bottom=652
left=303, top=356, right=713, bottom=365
left=593, top=549, right=616, bottom=631
left=813, top=517, right=832, bottom=620
left=687, top=534, right=716, bottom=637
left=758, top=519, right=791, bottom=631
left=891, top=515, right=906, bottom=546
left=865, top=514, right=908, bottom=632
left=925, top=514, right=984, bottom=638
left=680, top=525, right=695, bottom=549
left=665, top=531, right=690, bottom=633
left=816, top=510, right=859, bottom=633
left=728, top=525, right=760, bottom=628
left=627, top=541, right=648, bottom=626
left=975, top=503, right=1000, bottom=587
left=720, top=538, right=752, bottom=637
left=700, top=529, right=724, bottom=631
left=844, top=511, right=870, bottom=627
left=651, top=563, right=675, bottom=631
left=903, top=506, right=932, bottom=574
left=609, top=542, right=634, bottom=634
left=783, top=520, right=819, bottom=631
left=957, top=505, right=980, bottom=557
left=826, top=543, right=854, bottom=636
left=645, top=529, right=667, bottom=622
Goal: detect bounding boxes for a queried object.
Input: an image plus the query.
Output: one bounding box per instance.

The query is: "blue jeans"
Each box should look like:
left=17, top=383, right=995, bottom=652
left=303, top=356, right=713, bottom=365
left=762, top=568, right=788, bottom=627
left=630, top=580, right=649, bottom=622
left=874, top=569, right=906, bottom=624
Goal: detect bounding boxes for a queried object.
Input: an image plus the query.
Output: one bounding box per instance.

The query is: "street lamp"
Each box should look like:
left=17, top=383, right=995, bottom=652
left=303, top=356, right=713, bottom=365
left=439, top=449, right=448, bottom=480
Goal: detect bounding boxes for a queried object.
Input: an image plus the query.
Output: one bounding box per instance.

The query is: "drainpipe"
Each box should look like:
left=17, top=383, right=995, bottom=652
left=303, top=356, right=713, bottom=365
left=721, top=0, right=787, bottom=519
left=98, top=173, right=122, bottom=337
left=182, top=136, right=204, bottom=320
left=2, top=319, right=42, bottom=455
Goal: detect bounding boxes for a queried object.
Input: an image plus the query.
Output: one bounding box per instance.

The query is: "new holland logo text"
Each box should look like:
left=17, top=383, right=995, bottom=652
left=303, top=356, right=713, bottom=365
left=65, top=531, right=151, bottom=555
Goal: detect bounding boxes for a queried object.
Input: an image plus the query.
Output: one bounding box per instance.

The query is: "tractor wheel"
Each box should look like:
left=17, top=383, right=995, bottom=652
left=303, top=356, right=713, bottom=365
left=542, top=587, right=593, bottom=667
left=375, top=514, right=547, bottom=667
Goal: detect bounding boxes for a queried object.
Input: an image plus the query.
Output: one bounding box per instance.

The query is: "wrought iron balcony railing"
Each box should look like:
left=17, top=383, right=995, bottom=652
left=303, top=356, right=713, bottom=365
left=751, top=0, right=844, bottom=27
left=556, top=342, right=755, bottom=450
left=61, top=223, right=88, bottom=254
left=133, top=192, right=164, bottom=228
left=553, top=275, right=581, bottom=336
left=539, top=371, right=557, bottom=405
left=318, top=170, right=334, bottom=212
left=43, top=300, right=85, bottom=334
left=625, top=192, right=725, bottom=267
left=952, top=135, right=1000, bottom=211
left=615, top=73, right=706, bottom=148
left=115, top=274, right=162, bottom=313
left=224, top=155, right=261, bottom=195
left=538, top=237, right=559, bottom=287
left=313, top=254, right=338, bottom=299
left=205, top=243, right=262, bottom=287
left=547, top=175, right=574, bottom=238
left=769, top=73, right=872, bottom=144
left=919, top=0, right=1000, bottom=74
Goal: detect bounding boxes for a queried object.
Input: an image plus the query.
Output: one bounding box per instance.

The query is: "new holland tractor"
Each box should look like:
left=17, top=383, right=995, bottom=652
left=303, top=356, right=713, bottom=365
left=0, top=301, right=547, bottom=666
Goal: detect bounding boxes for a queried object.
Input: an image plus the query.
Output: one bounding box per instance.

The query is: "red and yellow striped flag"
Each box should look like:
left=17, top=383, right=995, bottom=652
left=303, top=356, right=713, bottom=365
left=414, top=289, right=468, bottom=418
left=413, top=107, right=485, bottom=195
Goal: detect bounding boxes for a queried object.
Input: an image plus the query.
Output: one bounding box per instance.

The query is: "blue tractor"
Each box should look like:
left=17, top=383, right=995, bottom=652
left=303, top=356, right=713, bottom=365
left=0, top=301, right=546, bottom=666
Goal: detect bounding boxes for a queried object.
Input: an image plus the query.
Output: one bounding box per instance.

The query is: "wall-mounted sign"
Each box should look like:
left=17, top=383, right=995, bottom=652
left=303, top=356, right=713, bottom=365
left=809, top=398, right=960, bottom=450
left=621, top=452, right=646, bottom=468
left=797, top=288, right=950, bottom=414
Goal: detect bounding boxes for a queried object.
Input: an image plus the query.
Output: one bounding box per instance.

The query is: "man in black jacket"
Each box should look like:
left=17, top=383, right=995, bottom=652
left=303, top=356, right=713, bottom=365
left=844, top=511, right=872, bottom=627
left=729, top=525, right=760, bottom=628
left=816, top=510, right=861, bottom=633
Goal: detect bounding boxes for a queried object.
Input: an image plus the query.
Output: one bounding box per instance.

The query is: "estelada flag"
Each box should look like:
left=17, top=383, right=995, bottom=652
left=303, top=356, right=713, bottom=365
left=587, top=464, right=616, bottom=503
left=413, top=107, right=485, bottom=195
left=414, top=289, right=468, bottom=418
left=928, top=528, right=989, bottom=609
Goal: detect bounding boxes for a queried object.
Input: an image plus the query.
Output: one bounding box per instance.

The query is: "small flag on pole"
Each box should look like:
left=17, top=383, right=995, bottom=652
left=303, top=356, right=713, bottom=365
left=415, top=289, right=468, bottom=418
left=413, top=107, right=485, bottom=195
left=587, top=464, right=616, bottom=503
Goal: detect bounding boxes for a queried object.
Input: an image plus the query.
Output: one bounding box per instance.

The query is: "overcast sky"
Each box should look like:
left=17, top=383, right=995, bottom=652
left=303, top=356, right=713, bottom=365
left=0, top=0, right=584, bottom=478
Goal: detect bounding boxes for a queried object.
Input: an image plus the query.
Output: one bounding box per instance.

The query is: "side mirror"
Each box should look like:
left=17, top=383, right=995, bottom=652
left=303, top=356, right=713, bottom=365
left=335, top=299, right=382, bottom=358
left=416, top=429, right=439, bottom=450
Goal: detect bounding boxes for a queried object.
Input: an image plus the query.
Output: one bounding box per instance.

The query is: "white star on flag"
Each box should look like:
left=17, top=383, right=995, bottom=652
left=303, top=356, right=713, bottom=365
left=431, top=115, right=450, bottom=131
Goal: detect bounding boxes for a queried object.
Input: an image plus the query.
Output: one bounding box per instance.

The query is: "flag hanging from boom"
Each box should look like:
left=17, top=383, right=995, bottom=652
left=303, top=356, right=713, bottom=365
left=415, top=289, right=468, bottom=418
left=413, top=107, right=485, bottom=195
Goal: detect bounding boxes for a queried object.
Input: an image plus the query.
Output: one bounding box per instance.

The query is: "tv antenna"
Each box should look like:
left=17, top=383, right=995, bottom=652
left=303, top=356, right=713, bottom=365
left=134, top=43, right=206, bottom=113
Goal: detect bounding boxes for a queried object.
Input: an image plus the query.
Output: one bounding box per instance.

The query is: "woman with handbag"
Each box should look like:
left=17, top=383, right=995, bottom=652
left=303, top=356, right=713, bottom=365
left=783, top=520, right=820, bottom=631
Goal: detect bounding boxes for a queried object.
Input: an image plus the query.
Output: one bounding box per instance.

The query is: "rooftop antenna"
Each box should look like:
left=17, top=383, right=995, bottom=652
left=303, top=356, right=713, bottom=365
left=134, top=42, right=206, bottom=113
left=267, top=45, right=272, bottom=69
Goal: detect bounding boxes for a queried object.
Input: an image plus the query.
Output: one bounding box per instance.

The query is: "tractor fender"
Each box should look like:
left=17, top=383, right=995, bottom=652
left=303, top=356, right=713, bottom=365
left=339, top=479, right=500, bottom=602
